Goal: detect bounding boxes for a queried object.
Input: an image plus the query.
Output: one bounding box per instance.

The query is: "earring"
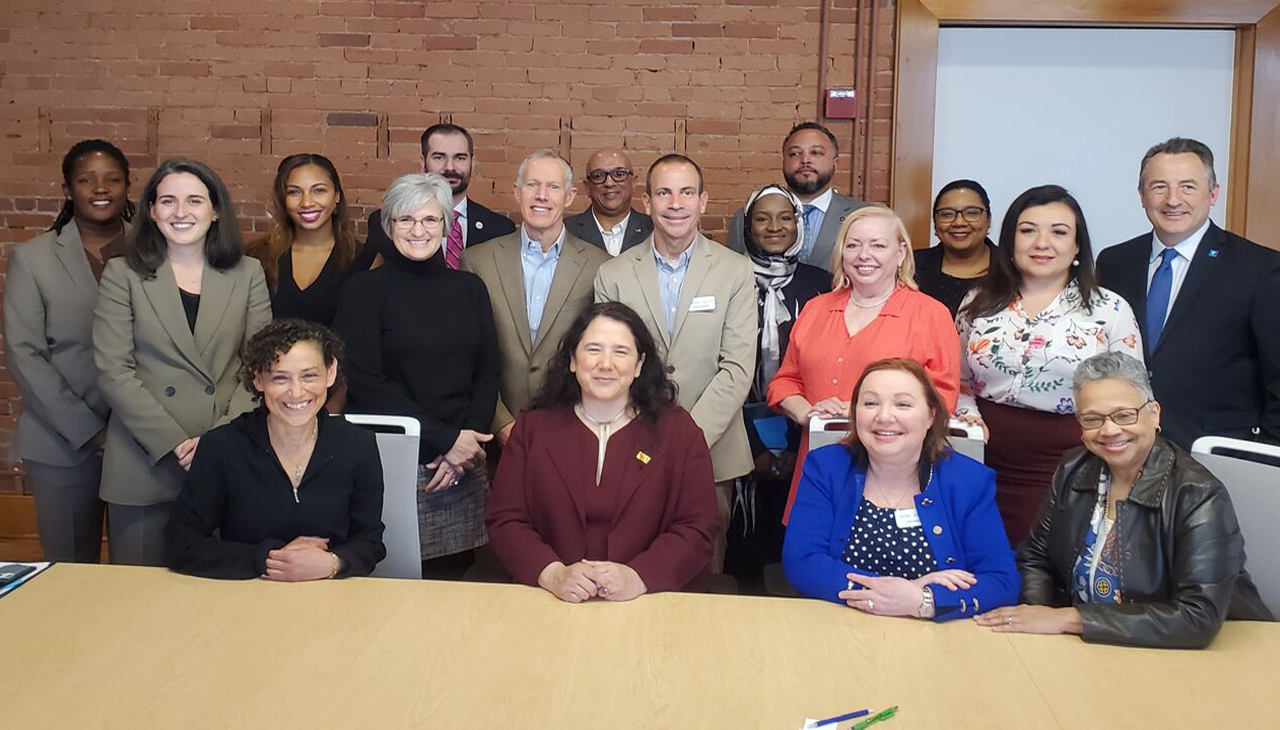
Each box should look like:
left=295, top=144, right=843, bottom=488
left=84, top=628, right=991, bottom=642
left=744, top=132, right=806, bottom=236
left=1072, top=258, right=1080, bottom=267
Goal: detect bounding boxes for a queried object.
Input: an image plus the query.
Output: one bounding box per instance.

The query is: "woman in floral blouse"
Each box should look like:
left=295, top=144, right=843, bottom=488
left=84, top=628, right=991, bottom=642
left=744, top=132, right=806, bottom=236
left=956, top=185, right=1142, bottom=546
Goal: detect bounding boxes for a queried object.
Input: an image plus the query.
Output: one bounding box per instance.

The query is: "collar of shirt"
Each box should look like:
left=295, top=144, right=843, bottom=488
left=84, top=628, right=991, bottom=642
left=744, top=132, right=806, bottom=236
left=653, top=238, right=696, bottom=272
left=1148, top=217, right=1210, bottom=265
left=806, top=187, right=835, bottom=214
left=521, top=224, right=566, bottom=261
left=592, top=210, right=630, bottom=237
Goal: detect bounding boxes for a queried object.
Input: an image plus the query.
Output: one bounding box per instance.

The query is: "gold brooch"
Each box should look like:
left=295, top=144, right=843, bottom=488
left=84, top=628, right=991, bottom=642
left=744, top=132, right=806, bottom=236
left=636, top=451, right=651, bottom=464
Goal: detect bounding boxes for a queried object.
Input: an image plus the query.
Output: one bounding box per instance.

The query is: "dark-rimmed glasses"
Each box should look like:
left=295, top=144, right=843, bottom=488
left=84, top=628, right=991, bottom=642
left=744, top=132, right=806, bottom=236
left=1077, top=401, right=1152, bottom=430
left=586, top=168, right=633, bottom=185
left=933, top=206, right=986, bottom=224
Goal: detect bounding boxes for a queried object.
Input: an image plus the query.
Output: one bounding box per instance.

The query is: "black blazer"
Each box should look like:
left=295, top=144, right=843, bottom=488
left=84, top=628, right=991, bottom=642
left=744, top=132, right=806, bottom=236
left=564, top=208, right=653, bottom=254
left=1097, top=223, right=1280, bottom=448
left=366, top=198, right=516, bottom=261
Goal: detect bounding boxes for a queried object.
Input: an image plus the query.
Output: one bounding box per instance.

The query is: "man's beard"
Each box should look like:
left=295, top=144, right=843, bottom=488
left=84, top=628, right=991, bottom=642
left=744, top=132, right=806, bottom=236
left=785, top=168, right=832, bottom=197
left=443, top=173, right=470, bottom=196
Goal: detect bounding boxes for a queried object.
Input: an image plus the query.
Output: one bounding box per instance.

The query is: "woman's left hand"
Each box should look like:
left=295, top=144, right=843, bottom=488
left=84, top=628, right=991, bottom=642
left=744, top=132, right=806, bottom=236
left=838, top=574, right=928, bottom=617
left=423, top=457, right=464, bottom=492
left=263, top=545, right=336, bottom=582
left=973, top=605, right=1084, bottom=635
left=583, top=560, right=648, bottom=602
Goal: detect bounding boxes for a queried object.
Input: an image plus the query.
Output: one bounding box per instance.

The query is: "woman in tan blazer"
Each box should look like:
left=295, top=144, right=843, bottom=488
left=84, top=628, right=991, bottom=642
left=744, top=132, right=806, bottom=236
left=3, top=139, right=135, bottom=562
left=94, top=159, right=271, bottom=566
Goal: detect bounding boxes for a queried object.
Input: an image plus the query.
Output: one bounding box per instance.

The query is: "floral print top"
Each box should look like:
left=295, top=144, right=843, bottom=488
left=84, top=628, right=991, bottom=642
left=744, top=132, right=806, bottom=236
left=955, top=281, right=1143, bottom=417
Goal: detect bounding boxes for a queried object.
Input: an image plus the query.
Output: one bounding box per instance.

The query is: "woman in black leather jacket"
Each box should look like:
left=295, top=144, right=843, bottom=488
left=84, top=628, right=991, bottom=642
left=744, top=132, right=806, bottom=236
left=974, top=351, right=1272, bottom=648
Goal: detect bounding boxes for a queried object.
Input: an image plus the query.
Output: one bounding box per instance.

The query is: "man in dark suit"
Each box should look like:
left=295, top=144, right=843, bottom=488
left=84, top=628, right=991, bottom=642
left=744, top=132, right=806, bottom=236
left=727, top=122, right=865, bottom=270
left=366, top=123, right=515, bottom=268
left=1097, top=137, right=1280, bottom=449
left=565, top=147, right=653, bottom=256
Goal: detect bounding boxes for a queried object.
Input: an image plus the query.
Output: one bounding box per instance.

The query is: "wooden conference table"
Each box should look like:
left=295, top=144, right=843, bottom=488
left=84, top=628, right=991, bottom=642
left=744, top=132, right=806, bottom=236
left=1, top=564, right=1275, bottom=729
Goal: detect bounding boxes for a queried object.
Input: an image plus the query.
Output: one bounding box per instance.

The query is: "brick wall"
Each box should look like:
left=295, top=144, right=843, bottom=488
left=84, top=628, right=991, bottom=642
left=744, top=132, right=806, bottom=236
left=0, top=0, right=898, bottom=491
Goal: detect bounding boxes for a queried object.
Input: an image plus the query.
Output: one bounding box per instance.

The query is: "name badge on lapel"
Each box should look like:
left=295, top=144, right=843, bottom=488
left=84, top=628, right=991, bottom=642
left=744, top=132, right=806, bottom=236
left=689, top=296, right=716, bottom=312
left=894, top=508, right=922, bottom=529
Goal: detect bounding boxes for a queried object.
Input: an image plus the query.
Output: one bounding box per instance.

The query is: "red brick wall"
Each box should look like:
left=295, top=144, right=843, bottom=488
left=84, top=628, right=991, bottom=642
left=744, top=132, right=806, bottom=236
left=0, top=0, right=897, bottom=492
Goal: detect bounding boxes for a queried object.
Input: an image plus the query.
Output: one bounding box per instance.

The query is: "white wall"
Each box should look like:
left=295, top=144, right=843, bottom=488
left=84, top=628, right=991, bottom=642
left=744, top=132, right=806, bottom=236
left=932, top=27, right=1235, bottom=253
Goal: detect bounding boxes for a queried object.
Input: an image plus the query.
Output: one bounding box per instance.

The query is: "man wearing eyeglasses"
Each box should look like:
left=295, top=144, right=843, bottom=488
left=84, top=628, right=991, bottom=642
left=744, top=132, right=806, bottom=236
left=462, top=150, right=611, bottom=446
left=727, top=122, right=866, bottom=271
left=367, top=123, right=516, bottom=269
left=565, top=147, right=654, bottom=256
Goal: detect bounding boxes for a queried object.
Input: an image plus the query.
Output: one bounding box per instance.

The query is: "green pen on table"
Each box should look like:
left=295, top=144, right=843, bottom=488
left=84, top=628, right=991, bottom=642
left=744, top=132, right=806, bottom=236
left=851, top=706, right=898, bottom=730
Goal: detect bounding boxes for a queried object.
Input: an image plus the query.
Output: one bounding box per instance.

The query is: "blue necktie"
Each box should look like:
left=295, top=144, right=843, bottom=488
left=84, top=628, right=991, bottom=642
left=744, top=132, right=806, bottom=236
left=801, top=204, right=818, bottom=258
left=1145, top=247, right=1179, bottom=352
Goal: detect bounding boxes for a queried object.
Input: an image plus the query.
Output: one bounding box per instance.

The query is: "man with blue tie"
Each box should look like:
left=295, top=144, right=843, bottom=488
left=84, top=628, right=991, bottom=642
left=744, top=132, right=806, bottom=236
left=1097, top=137, right=1280, bottom=449
left=727, top=123, right=865, bottom=270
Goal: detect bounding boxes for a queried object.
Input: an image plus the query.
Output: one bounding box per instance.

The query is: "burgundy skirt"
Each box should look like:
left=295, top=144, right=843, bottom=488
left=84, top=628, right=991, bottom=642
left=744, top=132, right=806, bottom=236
left=979, top=399, right=1081, bottom=548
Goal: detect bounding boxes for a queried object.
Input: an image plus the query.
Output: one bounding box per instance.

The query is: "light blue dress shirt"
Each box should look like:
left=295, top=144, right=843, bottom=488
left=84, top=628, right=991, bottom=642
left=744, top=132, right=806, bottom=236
left=654, top=240, right=695, bottom=336
left=521, top=225, right=565, bottom=344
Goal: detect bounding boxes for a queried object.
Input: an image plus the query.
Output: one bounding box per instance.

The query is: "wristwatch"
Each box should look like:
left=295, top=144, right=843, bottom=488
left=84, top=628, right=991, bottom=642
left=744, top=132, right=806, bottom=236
left=918, top=586, right=935, bottom=618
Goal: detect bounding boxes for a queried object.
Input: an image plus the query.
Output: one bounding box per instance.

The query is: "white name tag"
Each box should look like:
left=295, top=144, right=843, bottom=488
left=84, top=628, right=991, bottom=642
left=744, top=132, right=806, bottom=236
left=689, top=295, right=716, bottom=312
left=894, top=508, right=922, bottom=529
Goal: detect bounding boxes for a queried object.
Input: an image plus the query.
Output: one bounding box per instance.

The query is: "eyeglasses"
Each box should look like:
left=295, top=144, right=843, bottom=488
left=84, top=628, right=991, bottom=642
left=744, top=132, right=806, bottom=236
left=586, top=168, right=633, bottom=185
left=393, top=214, right=445, bottom=231
left=934, top=206, right=987, bottom=224
left=1077, top=401, right=1152, bottom=430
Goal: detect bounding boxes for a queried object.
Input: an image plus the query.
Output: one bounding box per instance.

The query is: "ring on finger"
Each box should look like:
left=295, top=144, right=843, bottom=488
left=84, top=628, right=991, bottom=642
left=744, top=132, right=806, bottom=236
left=867, top=599, right=874, bottom=611
left=1006, top=616, right=1013, bottom=626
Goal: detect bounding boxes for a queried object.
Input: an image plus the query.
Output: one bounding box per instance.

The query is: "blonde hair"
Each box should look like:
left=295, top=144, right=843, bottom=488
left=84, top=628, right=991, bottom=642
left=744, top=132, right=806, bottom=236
left=828, top=204, right=918, bottom=291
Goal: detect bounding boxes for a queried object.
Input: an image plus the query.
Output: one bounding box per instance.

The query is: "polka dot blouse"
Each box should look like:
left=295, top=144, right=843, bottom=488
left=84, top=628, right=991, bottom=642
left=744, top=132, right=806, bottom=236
left=841, top=499, right=938, bottom=580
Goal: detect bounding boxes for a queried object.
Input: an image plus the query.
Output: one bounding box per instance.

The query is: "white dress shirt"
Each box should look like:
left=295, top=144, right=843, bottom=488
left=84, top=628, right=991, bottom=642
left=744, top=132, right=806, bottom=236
left=1145, top=218, right=1211, bottom=321
left=593, top=211, right=631, bottom=257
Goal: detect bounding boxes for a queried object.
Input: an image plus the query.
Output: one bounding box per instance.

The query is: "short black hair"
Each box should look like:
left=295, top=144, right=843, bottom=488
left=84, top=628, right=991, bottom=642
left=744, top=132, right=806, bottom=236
left=932, top=179, right=991, bottom=214
left=420, top=123, right=474, bottom=157
left=126, top=158, right=244, bottom=278
left=239, top=318, right=345, bottom=400
left=51, top=139, right=137, bottom=234
left=783, top=122, right=839, bottom=155
left=646, top=153, right=704, bottom=194
left=1139, top=137, right=1217, bottom=189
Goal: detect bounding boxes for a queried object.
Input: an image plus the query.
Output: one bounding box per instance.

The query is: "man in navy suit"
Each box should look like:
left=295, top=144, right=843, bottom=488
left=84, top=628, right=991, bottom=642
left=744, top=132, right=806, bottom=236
left=366, top=123, right=516, bottom=267
left=1097, top=137, right=1280, bottom=449
left=564, top=147, right=653, bottom=256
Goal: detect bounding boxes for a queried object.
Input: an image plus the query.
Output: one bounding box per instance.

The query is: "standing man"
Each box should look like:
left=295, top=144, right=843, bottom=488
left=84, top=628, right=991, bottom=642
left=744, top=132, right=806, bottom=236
left=565, top=147, right=653, bottom=256
left=368, top=123, right=516, bottom=268
left=727, top=122, right=865, bottom=271
left=594, top=154, right=757, bottom=571
left=1097, top=137, right=1280, bottom=448
left=462, top=150, right=610, bottom=445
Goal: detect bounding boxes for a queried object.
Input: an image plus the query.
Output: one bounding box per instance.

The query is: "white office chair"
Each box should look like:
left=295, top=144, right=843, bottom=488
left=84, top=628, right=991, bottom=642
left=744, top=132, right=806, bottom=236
left=1190, top=436, right=1280, bottom=617
left=809, top=416, right=985, bottom=463
left=341, top=414, right=422, bottom=579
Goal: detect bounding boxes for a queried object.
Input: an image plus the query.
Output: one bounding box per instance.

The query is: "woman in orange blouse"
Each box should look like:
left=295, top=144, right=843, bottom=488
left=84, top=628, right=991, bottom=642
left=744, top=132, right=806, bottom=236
left=767, top=205, right=960, bottom=522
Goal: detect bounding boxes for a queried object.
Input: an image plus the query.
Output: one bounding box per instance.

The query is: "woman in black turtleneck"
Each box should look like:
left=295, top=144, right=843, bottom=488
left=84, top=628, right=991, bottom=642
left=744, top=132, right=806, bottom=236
left=333, top=173, right=500, bottom=580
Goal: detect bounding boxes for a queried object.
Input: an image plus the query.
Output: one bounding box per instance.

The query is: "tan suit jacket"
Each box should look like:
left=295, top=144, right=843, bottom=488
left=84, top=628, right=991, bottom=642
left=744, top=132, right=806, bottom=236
left=594, top=234, right=758, bottom=482
left=3, top=222, right=110, bottom=467
left=93, top=256, right=272, bottom=505
left=461, top=229, right=610, bottom=431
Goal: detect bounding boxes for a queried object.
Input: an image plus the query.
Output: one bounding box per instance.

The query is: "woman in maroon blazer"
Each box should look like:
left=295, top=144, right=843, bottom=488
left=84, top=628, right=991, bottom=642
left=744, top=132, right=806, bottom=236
left=486, top=302, right=720, bottom=602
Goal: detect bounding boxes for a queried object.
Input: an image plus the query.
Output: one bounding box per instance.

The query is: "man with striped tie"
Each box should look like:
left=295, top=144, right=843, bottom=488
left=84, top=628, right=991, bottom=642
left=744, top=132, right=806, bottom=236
left=366, top=123, right=515, bottom=268
left=1097, top=137, right=1280, bottom=449
left=727, top=122, right=865, bottom=271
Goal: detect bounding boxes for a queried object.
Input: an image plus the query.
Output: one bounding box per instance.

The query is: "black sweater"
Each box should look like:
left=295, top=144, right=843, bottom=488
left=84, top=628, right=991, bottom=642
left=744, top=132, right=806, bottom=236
left=165, top=408, right=387, bottom=579
left=333, top=245, right=500, bottom=463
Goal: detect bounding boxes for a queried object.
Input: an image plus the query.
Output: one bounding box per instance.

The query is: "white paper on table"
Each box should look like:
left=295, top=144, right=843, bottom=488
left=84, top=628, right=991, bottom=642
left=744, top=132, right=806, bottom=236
left=0, top=561, right=52, bottom=599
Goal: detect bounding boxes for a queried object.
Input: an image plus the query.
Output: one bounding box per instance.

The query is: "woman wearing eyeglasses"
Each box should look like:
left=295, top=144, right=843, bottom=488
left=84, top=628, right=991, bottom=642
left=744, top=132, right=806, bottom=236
left=955, top=185, right=1143, bottom=545
left=333, top=173, right=500, bottom=580
left=975, top=352, right=1272, bottom=647
left=913, top=179, right=996, bottom=316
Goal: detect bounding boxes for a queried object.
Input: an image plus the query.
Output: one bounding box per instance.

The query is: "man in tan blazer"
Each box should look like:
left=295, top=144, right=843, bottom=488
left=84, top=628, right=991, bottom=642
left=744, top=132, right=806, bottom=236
left=461, top=150, right=610, bottom=444
left=594, top=154, right=758, bottom=569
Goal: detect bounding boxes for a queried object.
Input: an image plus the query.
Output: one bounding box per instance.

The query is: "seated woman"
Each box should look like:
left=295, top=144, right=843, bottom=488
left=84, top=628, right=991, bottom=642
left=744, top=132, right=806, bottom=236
left=486, top=302, right=719, bottom=602
left=165, top=319, right=386, bottom=580
left=783, top=358, right=1018, bottom=621
left=975, top=352, right=1273, bottom=647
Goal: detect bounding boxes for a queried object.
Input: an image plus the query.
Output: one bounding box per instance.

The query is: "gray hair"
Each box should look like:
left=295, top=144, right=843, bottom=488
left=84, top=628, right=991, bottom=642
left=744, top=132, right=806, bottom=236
left=1072, top=351, right=1154, bottom=401
left=1139, top=137, right=1218, bottom=190
left=516, top=149, right=573, bottom=189
left=380, top=172, right=454, bottom=238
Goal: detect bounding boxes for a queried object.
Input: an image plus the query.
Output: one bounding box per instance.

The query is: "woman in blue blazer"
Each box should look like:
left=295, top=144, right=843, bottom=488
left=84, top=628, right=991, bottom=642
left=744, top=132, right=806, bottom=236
left=783, top=358, right=1019, bottom=621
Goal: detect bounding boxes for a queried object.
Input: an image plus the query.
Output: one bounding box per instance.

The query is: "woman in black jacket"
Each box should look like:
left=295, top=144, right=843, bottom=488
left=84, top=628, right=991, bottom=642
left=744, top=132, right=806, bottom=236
left=165, top=319, right=386, bottom=580
left=975, top=351, right=1272, bottom=647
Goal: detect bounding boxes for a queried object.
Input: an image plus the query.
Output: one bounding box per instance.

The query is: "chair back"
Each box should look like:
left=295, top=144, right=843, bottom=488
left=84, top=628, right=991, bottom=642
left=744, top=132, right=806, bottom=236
left=342, top=414, right=422, bottom=579
left=1191, top=436, right=1280, bottom=617
left=808, top=417, right=985, bottom=463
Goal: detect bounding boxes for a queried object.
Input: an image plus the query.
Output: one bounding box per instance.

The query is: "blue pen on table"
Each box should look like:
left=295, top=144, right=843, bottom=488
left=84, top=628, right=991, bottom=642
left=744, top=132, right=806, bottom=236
left=812, top=708, right=869, bottom=727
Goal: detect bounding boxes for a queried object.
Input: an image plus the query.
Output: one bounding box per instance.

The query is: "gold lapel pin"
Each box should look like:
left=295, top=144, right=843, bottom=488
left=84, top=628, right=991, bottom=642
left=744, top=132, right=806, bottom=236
left=636, top=451, right=651, bottom=465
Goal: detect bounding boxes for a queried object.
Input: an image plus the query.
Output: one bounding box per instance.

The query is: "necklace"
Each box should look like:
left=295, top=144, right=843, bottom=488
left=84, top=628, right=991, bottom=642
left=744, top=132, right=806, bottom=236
left=849, top=286, right=895, bottom=309
left=577, top=403, right=630, bottom=485
left=871, top=463, right=934, bottom=510
left=272, top=420, right=318, bottom=490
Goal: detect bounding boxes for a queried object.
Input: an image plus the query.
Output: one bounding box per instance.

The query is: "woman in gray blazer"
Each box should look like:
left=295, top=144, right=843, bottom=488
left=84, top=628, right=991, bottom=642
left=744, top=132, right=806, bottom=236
left=94, top=158, right=271, bottom=566
left=3, top=139, right=135, bottom=562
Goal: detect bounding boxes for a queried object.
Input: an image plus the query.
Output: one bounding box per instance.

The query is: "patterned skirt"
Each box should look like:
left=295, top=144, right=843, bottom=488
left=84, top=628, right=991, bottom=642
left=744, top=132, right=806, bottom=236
left=415, top=460, right=489, bottom=561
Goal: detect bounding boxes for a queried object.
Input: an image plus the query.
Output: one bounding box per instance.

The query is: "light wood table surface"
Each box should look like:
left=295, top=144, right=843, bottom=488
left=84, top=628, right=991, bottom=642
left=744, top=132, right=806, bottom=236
left=0, top=564, right=1274, bottom=729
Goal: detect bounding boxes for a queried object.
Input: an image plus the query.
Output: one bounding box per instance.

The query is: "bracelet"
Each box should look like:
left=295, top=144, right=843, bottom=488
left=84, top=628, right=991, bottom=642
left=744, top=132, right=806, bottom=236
left=918, top=586, right=935, bottom=619
left=328, top=551, right=341, bottom=580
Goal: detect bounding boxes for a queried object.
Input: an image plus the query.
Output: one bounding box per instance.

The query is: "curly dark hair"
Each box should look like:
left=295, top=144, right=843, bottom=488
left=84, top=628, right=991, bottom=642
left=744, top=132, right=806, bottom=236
left=530, top=302, right=678, bottom=420
left=238, top=318, right=345, bottom=401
